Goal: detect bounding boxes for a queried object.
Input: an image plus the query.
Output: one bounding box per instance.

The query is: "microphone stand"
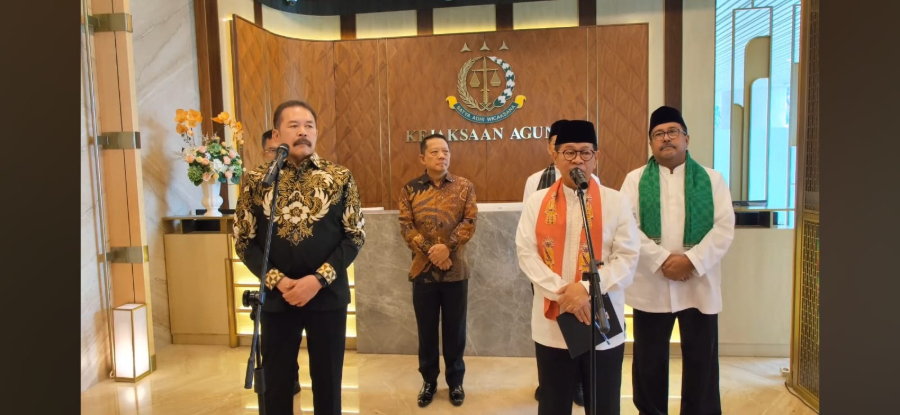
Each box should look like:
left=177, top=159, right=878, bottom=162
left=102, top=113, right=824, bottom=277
left=241, top=167, right=282, bottom=415
left=575, top=184, right=610, bottom=415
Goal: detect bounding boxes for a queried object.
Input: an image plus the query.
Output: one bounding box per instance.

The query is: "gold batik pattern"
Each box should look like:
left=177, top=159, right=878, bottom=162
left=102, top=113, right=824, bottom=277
left=234, top=154, right=365, bottom=250
left=316, top=262, right=336, bottom=284
left=266, top=268, right=287, bottom=290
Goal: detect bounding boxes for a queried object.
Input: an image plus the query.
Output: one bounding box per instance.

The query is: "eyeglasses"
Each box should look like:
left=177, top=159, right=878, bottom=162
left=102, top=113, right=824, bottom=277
left=651, top=128, right=686, bottom=142
left=558, top=149, right=596, bottom=161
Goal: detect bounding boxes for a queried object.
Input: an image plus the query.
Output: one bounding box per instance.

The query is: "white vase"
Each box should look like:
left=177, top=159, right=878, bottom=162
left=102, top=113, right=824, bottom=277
left=200, top=180, right=223, bottom=217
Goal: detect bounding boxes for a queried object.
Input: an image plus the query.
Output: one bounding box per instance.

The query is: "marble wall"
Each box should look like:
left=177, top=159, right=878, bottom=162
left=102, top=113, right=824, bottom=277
left=355, top=210, right=535, bottom=357
left=131, top=0, right=204, bottom=349
left=80, top=0, right=110, bottom=391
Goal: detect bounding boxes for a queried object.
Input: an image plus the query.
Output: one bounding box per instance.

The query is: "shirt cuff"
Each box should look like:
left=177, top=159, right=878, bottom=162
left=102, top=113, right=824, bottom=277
left=266, top=268, right=287, bottom=290
left=684, top=251, right=706, bottom=277
left=580, top=280, right=592, bottom=295
left=652, top=248, right=671, bottom=273
left=316, top=262, right=337, bottom=285
left=413, top=234, right=431, bottom=253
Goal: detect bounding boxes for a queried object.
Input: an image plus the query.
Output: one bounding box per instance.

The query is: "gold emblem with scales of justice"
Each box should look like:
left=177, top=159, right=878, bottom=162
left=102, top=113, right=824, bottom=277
left=468, top=57, right=504, bottom=110
left=446, top=40, right=526, bottom=123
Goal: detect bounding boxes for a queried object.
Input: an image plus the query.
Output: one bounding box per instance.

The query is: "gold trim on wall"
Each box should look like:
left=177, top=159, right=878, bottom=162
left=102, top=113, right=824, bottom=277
left=105, top=245, right=149, bottom=264
left=88, top=12, right=134, bottom=33
left=98, top=131, right=141, bottom=149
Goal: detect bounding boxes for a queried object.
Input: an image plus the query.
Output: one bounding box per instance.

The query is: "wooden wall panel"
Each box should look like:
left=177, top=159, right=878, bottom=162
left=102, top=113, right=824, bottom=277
left=267, top=34, right=338, bottom=163
left=385, top=34, right=487, bottom=210
left=232, top=18, right=270, bottom=172
left=481, top=28, right=591, bottom=201
left=334, top=40, right=384, bottom=207
left=231, top=17, right=649, bottom=204
left=596, top=24, right=649, bottom=190
left=587, top=26, right=600, bottom=178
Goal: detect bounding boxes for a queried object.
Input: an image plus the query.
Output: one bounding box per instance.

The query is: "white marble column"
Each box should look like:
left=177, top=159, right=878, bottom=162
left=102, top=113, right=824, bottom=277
left=132, top=0, right=203, bottom=349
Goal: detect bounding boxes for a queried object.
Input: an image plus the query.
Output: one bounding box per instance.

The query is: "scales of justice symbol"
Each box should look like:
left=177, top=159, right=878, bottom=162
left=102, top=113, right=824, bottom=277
left=467, top=56, right=505, bottom=111
left=446, top=41, right=526, bottom=123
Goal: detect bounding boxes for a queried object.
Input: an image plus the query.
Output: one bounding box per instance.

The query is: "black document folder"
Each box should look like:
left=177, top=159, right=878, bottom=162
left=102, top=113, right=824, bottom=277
left=556, top=293, right=623, bottom=359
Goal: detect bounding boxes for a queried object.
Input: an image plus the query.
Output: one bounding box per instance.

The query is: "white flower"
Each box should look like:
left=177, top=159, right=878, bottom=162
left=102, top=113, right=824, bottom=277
left=506, top=79, right=515, bottom=88
left=282, top=202, right=310, bottom=224
left=212, top=159, right=226, bottom=173
left=503, top=88, right=512, bottom=96
left=501, top=63, right=510, bottom=70
left=497, top=96, right=507, bottom=104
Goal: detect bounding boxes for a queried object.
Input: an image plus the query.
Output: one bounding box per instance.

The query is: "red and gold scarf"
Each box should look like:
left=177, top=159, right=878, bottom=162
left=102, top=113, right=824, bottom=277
left=534, top=177, right=603, bottom=320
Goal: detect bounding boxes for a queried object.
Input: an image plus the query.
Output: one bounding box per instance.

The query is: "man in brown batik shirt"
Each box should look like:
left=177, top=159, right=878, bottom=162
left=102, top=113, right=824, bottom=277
left=398, top=133, right=477, bottom=408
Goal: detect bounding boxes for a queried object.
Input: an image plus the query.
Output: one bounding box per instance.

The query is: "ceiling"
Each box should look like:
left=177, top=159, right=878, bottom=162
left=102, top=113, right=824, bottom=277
left=259, top=0, right=547, bottom=16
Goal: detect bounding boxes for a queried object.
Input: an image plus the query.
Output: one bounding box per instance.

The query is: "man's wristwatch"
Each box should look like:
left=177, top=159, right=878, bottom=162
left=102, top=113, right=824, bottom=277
left=313, top=273, right=328, bottom=288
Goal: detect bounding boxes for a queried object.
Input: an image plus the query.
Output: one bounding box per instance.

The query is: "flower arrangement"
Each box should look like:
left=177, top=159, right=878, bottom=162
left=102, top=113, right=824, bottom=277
left=175, top=109, right=246, bottom=186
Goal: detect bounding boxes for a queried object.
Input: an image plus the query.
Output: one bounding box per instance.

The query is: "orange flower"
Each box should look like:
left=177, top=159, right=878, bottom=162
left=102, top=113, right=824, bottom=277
left=233, top=121, right=243, bottom=132
left=176, top=123, right=188, bottom=135
left=187, top=109, right=203, bottom=123
left=212, top=111, right=230, bottom=124
left=174, top=109, right=187, bottom=123
left=186, top=129, right=194, bottom=137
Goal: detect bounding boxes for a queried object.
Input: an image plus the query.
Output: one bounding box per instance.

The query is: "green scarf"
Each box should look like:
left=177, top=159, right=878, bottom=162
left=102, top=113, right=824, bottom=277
left=638, top=151, right=714, bottom=248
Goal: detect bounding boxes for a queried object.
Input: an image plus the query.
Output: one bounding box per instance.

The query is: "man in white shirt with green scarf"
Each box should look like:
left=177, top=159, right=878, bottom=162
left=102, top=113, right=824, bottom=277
left=621, top=106, right=735, bottom=415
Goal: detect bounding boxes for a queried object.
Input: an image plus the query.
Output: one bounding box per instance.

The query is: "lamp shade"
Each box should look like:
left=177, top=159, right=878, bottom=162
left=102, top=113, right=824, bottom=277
left=113, top=303, right=151, bottom=382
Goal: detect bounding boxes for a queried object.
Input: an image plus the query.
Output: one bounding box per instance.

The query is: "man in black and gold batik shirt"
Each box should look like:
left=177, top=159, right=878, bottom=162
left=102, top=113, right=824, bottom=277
left=234, top=100, right=365, bottom=415
left=399, top=133, right=477, bottom=408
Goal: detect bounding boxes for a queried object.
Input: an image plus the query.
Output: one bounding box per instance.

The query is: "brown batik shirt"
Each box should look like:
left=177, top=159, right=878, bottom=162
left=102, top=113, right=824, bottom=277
left=398, top=172, right=477, bottom=283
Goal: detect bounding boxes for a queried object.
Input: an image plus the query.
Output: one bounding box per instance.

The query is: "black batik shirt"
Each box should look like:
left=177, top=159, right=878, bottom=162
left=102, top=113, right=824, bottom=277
left=234, top=153, right=366, bottom=312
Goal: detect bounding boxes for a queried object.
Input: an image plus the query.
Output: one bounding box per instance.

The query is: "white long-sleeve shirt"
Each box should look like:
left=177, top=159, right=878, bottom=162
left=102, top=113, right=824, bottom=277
left=620, top=162, right=735, bottom=315
left=516, top=182, right=640, bottom=350
left=522, top=167, right=601, bottom=203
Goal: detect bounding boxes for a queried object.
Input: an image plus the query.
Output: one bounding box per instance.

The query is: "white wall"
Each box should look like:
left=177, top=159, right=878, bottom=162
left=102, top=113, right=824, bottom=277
left=357, top=10, right=417, bottom=39
left=261, top=3, right=341, bottom=40
left=433, top=4, right=496, bottom=35
left=682, top=0, right=716, bottom=167
left=513, top=0, right=579, bottom=30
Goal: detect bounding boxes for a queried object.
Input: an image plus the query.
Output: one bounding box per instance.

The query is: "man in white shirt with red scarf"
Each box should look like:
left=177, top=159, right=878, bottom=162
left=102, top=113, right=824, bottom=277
left=621, top=106, right=735, bottom=415
left=516, top=120, right=640, bottom=415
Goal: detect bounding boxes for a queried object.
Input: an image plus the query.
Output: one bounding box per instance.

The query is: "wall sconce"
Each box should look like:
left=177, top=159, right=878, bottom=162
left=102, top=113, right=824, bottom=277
left=113, top=303, right=151, bottom=382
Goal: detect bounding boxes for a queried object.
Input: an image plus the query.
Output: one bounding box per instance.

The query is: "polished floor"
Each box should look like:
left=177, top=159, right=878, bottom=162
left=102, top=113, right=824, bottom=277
left=81, top=345, right=816, bottom=414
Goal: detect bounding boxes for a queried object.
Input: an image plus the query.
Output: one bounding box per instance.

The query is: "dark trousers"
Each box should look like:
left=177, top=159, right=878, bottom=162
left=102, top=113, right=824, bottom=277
left=412, top=279, right=468, bottom=387
left=632, top=308, right=721, bottom=415
left=535, top=342, right=624, bottom=415
left=261, top=306, right=348, bottom=415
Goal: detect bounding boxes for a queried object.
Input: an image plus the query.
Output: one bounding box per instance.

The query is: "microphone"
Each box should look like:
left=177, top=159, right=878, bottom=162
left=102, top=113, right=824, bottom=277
left=569, top=167, right=589, bottom=190
left=262, top=144, right=290, bottom=187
